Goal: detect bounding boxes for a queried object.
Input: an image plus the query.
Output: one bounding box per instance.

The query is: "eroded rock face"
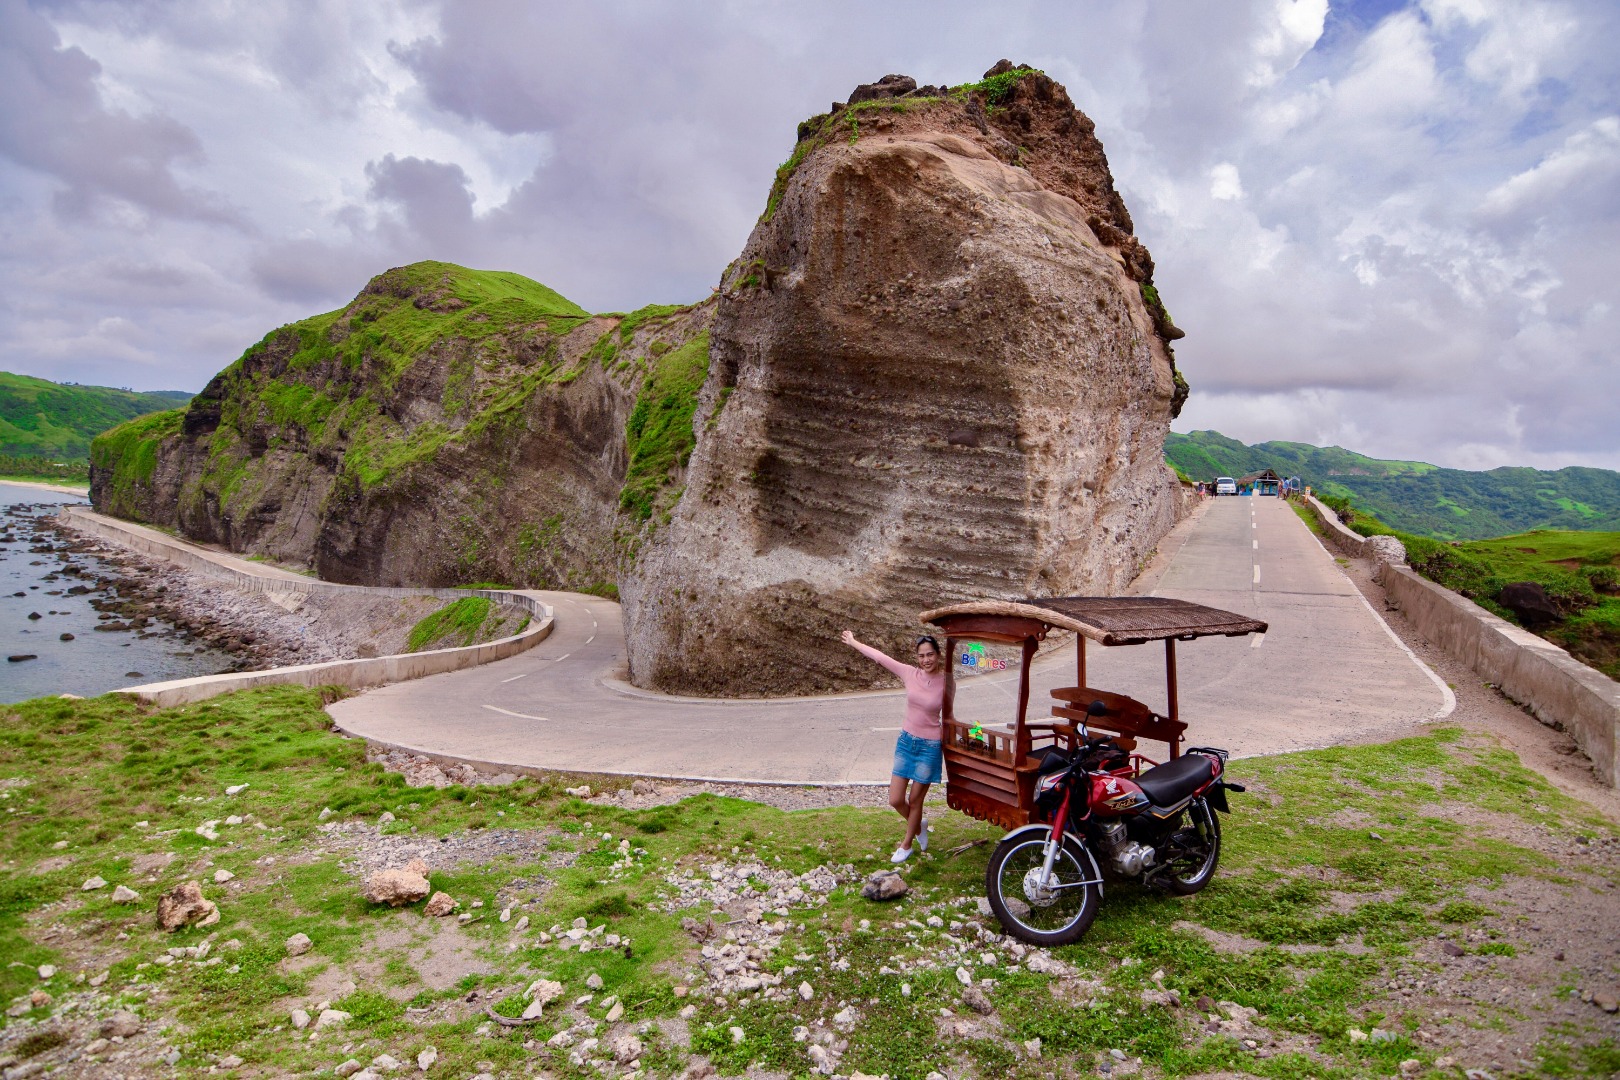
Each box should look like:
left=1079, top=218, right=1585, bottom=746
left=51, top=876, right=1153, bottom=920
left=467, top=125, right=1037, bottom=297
left=623, top=64, right=1187, bottom=696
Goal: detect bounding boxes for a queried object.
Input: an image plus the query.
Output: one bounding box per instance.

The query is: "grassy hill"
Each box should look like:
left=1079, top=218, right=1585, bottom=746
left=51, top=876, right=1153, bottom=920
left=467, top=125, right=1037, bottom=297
left=1167, top=430, right=1620, bottom=540
left=0, top=371, right=192, bottom=461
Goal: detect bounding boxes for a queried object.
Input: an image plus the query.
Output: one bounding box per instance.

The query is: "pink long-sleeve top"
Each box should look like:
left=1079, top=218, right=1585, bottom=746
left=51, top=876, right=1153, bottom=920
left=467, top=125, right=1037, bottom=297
left=850, top=640, right=951, bottom=740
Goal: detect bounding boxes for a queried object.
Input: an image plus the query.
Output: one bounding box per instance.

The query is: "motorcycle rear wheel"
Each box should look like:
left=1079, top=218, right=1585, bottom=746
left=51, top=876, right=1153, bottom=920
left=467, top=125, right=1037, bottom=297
left=1161, top=796, right=1221, bottom=895
left=984, top=828, right=1101, bottom=946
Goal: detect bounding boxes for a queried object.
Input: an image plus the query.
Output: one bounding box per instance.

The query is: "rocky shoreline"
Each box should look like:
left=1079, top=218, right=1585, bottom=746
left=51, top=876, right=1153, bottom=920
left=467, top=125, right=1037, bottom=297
left=17, top=507, right=459, bottom=675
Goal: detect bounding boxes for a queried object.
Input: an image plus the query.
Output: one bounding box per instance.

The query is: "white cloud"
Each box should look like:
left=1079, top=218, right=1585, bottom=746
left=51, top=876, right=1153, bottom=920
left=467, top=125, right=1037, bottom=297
left=0, top=0, right=1616, bottom=471
left=1480, top=115, right=1620, bottom=216
left=1209, top=162, right=1245, bottom=200
left=1246, top=0, right=1329, bottom=87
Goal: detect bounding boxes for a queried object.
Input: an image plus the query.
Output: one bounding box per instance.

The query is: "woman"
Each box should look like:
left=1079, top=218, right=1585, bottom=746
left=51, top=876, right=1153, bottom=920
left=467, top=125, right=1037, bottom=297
left=840, top=629, right=953, bottom=863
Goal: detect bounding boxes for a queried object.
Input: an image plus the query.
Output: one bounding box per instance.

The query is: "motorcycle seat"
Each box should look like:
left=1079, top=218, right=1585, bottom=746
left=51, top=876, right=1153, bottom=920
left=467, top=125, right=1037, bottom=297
left=1136, top=754, right=1216, bottom=807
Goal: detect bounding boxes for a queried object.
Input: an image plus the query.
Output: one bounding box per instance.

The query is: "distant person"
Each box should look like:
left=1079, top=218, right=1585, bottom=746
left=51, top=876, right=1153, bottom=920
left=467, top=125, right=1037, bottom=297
left=840, top=629, right=953, bottom=863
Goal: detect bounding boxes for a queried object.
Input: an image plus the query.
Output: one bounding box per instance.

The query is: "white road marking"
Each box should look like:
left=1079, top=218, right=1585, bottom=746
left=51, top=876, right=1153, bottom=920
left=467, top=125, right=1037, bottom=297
left=500, top=673, right=529, bottom=683
left=585, top=635, right=595, bottom=645
left=870, top=726, right=902, bottom=731
left=1253, top=565, right=1261, bottom=584
left=556, top=653, right=571, bottom=661
left=1251, top=633, right=1265, bottom=649
left=482, top=705, right=550, bottom=721
left=1253, top=539, right=1258, bottom=549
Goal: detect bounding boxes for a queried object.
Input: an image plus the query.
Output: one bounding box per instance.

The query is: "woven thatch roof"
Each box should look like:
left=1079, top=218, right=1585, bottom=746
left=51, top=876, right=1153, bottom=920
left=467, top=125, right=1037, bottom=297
left=919, top=596, right=1267, bottom=646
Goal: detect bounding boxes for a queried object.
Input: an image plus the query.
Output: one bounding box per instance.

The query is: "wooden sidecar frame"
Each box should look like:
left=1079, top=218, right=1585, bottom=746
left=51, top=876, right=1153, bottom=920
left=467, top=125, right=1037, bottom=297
left=919, top=596, right=1267, bottom=830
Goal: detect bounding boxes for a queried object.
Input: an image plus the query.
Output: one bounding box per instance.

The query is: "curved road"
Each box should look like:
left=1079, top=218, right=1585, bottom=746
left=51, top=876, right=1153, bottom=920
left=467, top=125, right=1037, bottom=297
left=328, top=496, right=1451, bottom=783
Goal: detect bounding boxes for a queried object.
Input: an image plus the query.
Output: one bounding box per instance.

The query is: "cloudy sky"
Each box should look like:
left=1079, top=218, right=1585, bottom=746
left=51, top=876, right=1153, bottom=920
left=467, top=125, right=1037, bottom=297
left=2, top=0, right=1616, bottom=470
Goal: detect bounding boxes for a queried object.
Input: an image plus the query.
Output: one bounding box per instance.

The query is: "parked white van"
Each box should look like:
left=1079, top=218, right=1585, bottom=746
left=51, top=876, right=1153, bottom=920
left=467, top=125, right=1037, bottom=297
left=1215, top=477, right=1237, bottom=495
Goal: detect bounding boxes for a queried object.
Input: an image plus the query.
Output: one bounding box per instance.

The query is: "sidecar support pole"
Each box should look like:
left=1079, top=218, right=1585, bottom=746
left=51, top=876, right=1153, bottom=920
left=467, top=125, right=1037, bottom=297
left=1165, top=637, right=1180, bottom=758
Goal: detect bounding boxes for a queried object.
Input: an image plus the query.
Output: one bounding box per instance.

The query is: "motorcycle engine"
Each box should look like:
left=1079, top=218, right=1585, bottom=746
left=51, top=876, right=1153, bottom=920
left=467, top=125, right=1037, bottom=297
left=1095, top=821, right=1158, bottom=877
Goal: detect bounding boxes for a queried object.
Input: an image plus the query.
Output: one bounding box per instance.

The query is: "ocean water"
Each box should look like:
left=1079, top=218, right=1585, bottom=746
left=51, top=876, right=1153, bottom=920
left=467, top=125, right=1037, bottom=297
left=0, top=483, right=237, bottom=704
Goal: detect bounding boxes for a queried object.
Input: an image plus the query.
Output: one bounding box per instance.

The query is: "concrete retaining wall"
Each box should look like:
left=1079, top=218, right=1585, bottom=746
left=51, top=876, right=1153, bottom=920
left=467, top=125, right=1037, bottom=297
left=1382, top=565, right=1620, bottom=787
left=1303, top=495, right=1373, bottom=558
left=59, top=507, right=554, bottom=708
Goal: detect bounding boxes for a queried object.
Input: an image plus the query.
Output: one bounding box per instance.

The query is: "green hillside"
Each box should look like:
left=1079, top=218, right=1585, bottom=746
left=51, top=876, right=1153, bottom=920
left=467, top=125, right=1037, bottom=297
left=0, top=371, right=192, bottom=461
left=1167, top=430, right=1620, bottom=540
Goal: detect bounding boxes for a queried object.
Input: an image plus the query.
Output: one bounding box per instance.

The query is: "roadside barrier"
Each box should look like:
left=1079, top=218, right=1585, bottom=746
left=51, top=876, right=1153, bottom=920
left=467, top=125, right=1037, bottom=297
left=58, top=507, right=553, bottom=708
left=1381, top=564, right=1619, bottom=787
left=1299, top=497, right=1619, bottom=787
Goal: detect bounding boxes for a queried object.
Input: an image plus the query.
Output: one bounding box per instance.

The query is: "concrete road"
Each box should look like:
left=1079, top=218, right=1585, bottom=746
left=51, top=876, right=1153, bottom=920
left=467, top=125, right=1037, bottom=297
left=328, top=496, right=1451, bottom=783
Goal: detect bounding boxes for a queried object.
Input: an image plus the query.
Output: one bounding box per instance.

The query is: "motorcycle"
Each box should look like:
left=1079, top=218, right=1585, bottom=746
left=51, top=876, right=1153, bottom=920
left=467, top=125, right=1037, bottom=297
left=984, top=702, right=1243, bottom=946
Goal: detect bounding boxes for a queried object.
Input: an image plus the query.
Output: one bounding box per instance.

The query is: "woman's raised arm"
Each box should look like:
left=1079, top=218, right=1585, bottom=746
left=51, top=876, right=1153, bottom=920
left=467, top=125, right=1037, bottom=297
left=840, top=630, right=909, bottom=678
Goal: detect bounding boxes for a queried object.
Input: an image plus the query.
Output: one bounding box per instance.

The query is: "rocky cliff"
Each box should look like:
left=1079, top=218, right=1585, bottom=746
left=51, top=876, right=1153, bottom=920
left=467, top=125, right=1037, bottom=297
left=92, top=262, right=711, bottom=590
left=621, top=63, right=1188, bottom=695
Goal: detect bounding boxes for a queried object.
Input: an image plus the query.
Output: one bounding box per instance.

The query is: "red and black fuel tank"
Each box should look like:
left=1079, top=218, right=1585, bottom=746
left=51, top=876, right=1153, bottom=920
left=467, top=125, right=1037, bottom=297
left=1088, top=772, right=1149, bottom=817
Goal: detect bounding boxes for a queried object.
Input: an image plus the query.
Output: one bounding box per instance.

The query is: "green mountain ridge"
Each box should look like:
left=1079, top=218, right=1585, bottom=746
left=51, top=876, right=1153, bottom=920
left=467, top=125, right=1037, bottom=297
left=1167, top=430, right=1620, bottom=540
left=0, top=371, right=192, bottom=461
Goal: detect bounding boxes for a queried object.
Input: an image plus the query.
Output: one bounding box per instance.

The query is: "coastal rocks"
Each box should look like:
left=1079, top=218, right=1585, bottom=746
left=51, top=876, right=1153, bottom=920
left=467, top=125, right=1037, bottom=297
left=156, top=880, right=219, bottom=930
left=623, top=63, right=1185, bottom=695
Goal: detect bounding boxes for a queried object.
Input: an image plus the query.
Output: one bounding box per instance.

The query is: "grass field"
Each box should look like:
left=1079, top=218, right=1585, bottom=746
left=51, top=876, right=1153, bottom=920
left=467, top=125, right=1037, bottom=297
left=1, top=687, right=1617, bottom=1078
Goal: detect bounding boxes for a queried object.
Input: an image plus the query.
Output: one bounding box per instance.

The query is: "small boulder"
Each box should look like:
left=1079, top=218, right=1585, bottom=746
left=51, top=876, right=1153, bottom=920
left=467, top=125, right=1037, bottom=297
left=285, top=932, right=313, bottom=957
left=290, top=1008, right=311, bottom=1029
left=225, top=783, right=249, bottom=795
left=213, top=869, right=235, bottom=884
left=961, top=986, right=995, bottom=1015
left=378, top=811, right=395, bottom=826
left=362, top=868, right=432, bottom=907
left=423, top=892, right=456, bottom=917
left=82, top=875, right=108, bottom=891
left=860, top=870, right=908, bottom=901
left=315, top=1008, right=351, bottom=1030
left=111, top=884, right=140, bottom=904
left=101, top=1010, right=143, bottom=1038
left=611, top=1034, right=643, bottom=1064
left=335, top=1060, right=363, bottom=1077
left=417, top=1046, right=438, bottom=1071
left=585, top=972, right=605, bottom=990
left=156, top=880, right=218, bottom=931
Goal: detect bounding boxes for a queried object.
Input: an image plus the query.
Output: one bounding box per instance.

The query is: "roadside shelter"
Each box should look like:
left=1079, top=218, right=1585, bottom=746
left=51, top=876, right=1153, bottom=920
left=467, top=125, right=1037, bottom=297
left=1241, top=469, right=1281, bottom=496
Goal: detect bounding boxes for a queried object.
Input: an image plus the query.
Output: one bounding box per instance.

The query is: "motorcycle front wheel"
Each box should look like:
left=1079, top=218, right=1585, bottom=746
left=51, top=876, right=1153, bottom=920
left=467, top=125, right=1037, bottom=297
left=984, top=828, right=1101, bottom=946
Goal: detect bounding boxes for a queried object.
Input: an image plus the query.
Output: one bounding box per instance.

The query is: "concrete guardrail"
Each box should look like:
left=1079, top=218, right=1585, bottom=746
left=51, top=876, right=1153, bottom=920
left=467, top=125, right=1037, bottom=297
left=59, top=507, right=553, bottom=708
left=1302, top=495, right=1374, bottom=558
left=1381, top=564, right=1619, bottom=788
left=1299, top=497, right=1619, bottom=787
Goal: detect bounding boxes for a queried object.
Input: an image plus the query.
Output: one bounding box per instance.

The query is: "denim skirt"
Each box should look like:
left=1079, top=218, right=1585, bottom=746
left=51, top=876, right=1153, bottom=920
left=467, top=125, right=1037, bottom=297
left=892, top=730, right=943, bottom=785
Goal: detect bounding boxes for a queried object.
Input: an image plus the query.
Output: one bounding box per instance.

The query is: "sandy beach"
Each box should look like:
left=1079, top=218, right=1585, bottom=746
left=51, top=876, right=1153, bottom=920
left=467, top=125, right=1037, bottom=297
left=0, top=478, right=89, bottom=496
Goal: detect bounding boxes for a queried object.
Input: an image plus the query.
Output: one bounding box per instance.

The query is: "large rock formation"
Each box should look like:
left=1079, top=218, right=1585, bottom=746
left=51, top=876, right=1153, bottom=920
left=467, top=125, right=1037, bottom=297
left=93, top=62, right=1190, bottom=697
left=621, top=63, right=1188, bottom=695
left=92, top=262, right=711, bottom=590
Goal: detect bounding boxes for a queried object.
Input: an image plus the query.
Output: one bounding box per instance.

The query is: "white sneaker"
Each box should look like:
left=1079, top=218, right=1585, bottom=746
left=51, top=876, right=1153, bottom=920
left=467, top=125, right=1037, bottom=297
left=890, top=846, right=913, bottom=864
left=917, top=820, right=930, bottom=852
